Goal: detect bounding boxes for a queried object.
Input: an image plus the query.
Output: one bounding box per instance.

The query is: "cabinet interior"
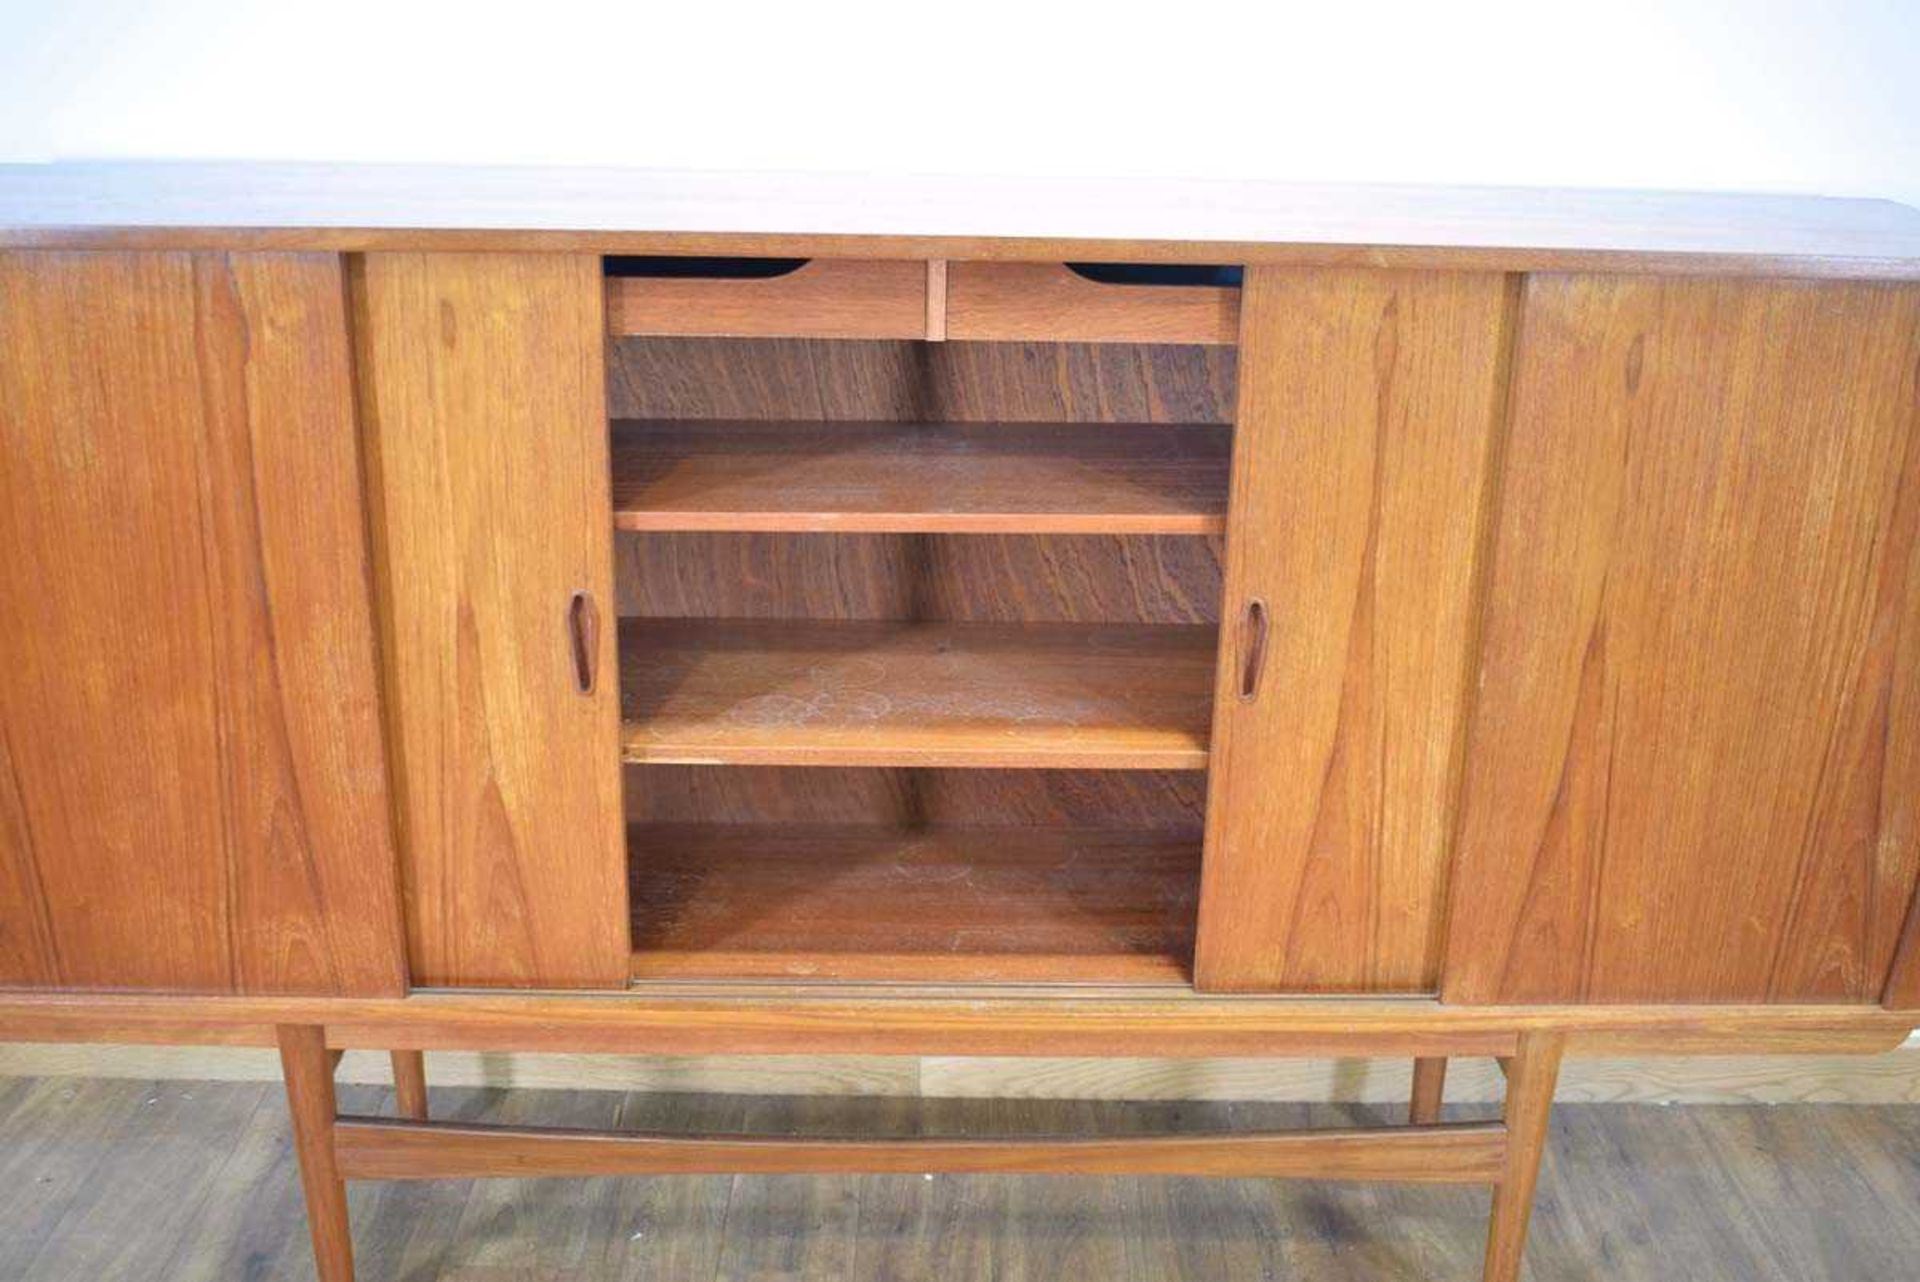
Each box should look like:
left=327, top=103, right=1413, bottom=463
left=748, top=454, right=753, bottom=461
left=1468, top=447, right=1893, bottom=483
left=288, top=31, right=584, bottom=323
left=609, top=315, right=1237, bottom=984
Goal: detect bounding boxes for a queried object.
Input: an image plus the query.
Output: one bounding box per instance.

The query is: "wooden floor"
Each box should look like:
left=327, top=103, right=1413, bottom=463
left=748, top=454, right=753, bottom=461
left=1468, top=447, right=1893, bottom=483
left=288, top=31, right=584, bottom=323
left=3, top=1077, right=1918, bottom=1280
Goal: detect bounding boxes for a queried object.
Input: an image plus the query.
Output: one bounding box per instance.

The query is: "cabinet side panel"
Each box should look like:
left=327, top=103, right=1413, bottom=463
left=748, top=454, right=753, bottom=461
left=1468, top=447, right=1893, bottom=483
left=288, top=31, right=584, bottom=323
left=356, top=252, right=627, bottom=988
left=1193, top=267, right=1514, bottom=992
left=1447, top=276, right=1920, bottom=1004
left=0, top=250, right=406, bottom=994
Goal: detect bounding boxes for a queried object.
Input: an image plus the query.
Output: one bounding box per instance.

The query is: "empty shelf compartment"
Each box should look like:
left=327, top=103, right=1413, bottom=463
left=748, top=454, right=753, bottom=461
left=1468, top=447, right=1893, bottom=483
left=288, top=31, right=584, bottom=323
left=619, top=618, right=1217, bottom=769
left=609, top=420, right=1231, bottom=534
left=627, top=822, right=1200, bottom=983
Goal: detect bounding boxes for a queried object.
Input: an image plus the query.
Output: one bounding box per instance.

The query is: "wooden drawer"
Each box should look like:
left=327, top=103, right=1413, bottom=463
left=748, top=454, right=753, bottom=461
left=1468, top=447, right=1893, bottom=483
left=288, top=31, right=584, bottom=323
left=947, top=262, right=1240, bottom=344
left=606, top=256, right=1242, bottom=344
left=606, top=257, right=929, bottom=339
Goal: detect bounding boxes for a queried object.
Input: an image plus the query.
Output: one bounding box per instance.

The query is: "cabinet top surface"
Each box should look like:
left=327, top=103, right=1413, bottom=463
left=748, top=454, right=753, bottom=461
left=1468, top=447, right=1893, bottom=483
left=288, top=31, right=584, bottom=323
left=3, top=162, right=1919, bottom=275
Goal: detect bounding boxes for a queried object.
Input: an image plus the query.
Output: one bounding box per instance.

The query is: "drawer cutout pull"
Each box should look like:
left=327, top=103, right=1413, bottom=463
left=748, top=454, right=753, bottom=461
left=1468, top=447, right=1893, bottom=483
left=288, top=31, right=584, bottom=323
left=568, top=590, right=600, bottom=695
left=1238, top=598, right=1269, bottom=702
left=604, top=256, right=809, bottom=279
left=1065, top=263, right=1244, bottom=288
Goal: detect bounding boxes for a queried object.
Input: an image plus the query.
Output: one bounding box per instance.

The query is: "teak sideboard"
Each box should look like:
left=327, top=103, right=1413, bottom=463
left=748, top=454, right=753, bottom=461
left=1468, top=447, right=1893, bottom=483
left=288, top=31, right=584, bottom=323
left=4, top=164, right=1920, bottom=1281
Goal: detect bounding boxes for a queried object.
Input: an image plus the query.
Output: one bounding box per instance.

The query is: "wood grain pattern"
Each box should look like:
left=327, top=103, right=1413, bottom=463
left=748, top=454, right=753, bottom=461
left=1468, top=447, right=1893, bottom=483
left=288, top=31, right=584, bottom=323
left=606, top=259, right=929, bottom=339
left=926, top=259, right=948, bottom=340
left=11, top=163, right=1920, bottom=277
left=19, top=224, right=1920, bottom=281
left=609, top=420, right=1231, bottom=534
left=1193, top=267, right=1515, bottom=993
left=1410, top=1057, right=1448, bottom=1124
left=332, top=1115, right=1507, bottom=1183
left=0, top=250, right=405, bottom=995
left=5, top=988, right=1914, bottom=1057
left=624, top=766, right=1208, bottom=831
left=617, top=532, right=1222, bottom=625
left=277, top=1025, right=353, bottom=1282
left=619, top=619, right=1216, bottom=769
left=1446, top=276, right=1920, bottom=1004
left=329, top=999, right=1510, bottom=1058
left=946, top=262, right=1239, bottom=344
left=389, top=1050, right=427, bottom=1121
left=1483, top=1031, right=1565, bottom=1282
left=606, top=338, right=1237, bottom=424
left=627, top=824, right=1197, bottom=983
left=628, top=952, right=1191, bottom=986
left=354, top=252, right=628, bottom=989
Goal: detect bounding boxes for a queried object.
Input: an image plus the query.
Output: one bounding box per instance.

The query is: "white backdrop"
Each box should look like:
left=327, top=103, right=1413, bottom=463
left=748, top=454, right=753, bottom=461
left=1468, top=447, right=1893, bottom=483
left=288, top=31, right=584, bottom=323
left=1, top=0, right=1916, bottom=205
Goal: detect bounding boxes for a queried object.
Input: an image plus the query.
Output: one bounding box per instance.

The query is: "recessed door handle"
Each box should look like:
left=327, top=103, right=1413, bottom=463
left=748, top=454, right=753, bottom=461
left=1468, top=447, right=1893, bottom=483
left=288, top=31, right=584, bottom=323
left=1238, top=598, right=1269, bottom=702
left=567, top=590, right=600, bottom=696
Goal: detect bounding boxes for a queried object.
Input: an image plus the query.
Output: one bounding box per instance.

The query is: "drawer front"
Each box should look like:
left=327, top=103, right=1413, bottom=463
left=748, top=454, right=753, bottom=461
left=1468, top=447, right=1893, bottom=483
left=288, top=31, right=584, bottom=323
left=606, top=257, right=929, bottom=340
left=947, top=262, right=1239, bottom=344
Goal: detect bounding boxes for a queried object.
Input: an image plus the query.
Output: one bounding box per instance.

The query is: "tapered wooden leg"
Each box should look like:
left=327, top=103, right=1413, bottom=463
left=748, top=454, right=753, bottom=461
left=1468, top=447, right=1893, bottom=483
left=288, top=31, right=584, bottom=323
left=278, top=1024, right=355, bottom=1282
left=1483, top=1031, right=1564, bottom=1282
left=391, top=1049, right=429, bottom=1121
left=1410, top=1056, right=1448, bottom=1124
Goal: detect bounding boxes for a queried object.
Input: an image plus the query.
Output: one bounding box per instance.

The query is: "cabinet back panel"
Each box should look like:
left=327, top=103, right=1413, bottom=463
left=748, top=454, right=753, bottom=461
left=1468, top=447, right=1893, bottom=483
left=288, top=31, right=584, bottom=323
left=624, top=766, right=1207, bottom=831
left=607, top=338, right=1236, bottom=424
left=1446, top=275, right=1920, bottom=1004
left=616, top=532, right=1221, bottom=625
left=0, top=251, right=406, bottom=995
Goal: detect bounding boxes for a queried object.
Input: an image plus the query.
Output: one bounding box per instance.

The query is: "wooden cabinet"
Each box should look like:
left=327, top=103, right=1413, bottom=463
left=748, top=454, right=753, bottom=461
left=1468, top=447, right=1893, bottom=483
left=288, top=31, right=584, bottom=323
left=9, top=249, right=1918, bottom=1008
left=1445, top=276, right=1920, bottom=1004
left=353, top=252, right=629, bottom=989
left=5, top=166, right=1920, bottom=1282
left=0, top=251, right=405, bottom=995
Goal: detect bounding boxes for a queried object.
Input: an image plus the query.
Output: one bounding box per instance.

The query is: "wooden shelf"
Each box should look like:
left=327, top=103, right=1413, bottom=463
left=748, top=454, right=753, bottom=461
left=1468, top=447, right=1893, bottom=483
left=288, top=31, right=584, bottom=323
left=619, top=618, right=1216, bottom=769
left=609, top=420, right=1231, bottom=534
left=627, top=823, right=1199, bottom=983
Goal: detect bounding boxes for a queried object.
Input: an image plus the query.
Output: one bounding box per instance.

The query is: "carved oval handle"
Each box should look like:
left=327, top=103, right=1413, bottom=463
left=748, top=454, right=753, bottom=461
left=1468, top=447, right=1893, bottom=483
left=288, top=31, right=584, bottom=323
left=1237, top=598, right=1269, bottom=702
left=567, top=590, right=599, bottom=696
